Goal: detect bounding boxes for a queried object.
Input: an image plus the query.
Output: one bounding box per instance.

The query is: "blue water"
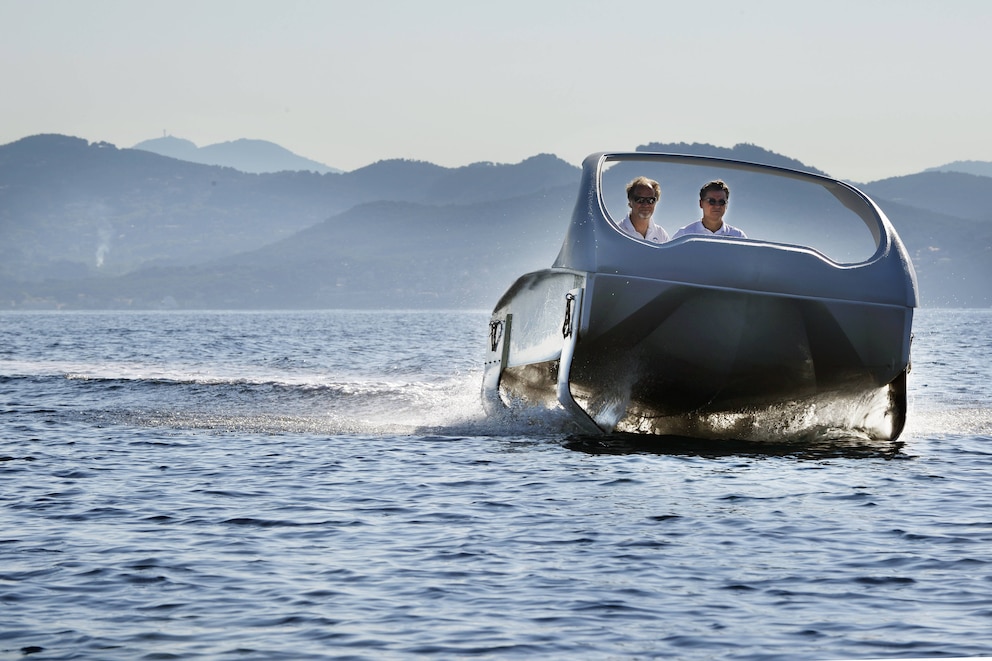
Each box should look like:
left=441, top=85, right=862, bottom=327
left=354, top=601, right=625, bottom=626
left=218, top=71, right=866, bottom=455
left=1, top=309, right=991, bottom=660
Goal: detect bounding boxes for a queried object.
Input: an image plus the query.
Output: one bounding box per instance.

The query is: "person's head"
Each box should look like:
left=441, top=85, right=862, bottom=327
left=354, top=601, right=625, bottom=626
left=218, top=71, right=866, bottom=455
left=626, top=176, right=661, bottom=221
left=698, top=179, right=729, bottom=227
left=698, top=179, right=730, bottom=203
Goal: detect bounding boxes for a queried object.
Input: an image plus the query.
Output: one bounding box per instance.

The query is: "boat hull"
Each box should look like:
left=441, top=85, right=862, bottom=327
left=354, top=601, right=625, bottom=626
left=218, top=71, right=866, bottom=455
left=486, top=269, right=911, bottom=440
left=482, top=152, right=916, bottom=442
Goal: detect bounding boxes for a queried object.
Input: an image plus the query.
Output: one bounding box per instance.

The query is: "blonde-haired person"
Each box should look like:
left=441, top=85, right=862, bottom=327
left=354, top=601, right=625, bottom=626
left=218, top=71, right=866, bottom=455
left=618, top=176, right=670, bottom=243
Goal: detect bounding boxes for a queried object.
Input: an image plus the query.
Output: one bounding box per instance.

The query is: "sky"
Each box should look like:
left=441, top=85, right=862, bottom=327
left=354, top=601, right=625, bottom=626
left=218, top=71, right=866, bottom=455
left=2, top=0, right=990, bottom=183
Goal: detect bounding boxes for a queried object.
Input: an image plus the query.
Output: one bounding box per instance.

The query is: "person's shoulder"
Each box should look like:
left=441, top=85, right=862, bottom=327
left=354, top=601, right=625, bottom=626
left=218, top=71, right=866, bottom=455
left=649, top=223, right=670, bottom=242
left=673, top=221, right=702, bottom=238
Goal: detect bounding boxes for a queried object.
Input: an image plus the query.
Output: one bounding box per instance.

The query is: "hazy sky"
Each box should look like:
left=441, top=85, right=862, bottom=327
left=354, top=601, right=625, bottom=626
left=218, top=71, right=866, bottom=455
left=2, top=0, right=989, bottom=182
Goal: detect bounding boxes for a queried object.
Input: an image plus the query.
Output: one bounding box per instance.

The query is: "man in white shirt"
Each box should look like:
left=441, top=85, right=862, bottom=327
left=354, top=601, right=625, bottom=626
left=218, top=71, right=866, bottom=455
left=672, top=179, right=747, bottom=239
left=618, top=176, right=670, bottom=243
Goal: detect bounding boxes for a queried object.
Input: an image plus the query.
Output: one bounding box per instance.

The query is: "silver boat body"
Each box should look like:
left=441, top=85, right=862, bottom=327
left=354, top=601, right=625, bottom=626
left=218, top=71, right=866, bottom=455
left=482, top=152, right=918, bottom=441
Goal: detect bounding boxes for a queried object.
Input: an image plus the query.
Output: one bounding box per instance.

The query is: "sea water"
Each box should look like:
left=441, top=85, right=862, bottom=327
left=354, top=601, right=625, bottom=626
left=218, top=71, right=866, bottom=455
left=1, top=308, right=990, bottom=660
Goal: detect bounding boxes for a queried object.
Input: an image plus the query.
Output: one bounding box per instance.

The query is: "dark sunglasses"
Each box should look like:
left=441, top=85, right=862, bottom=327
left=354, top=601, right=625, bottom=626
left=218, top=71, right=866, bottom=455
left=704, top=197, right=727, bottom=206
left=633, top=196, right=657, bottom=204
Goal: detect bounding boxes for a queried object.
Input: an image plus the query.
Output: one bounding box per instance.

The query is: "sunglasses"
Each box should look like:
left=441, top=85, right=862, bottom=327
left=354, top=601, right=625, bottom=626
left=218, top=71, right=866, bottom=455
left=633, top=196, right=657, bottom=204
left=704, top=197, right=728, bottom=206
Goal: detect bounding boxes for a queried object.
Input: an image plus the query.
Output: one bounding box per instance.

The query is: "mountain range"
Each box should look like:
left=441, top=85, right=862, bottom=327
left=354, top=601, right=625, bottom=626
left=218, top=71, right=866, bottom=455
left=924, top=160, right=992, bottom=178
left=0, top=133, right=989, bottom=309
left=132, top=136, right=341, bottom=174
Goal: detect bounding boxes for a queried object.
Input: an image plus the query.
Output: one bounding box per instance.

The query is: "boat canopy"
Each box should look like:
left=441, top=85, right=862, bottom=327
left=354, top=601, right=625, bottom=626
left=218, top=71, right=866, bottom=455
left=552, top=152, right=917, bottom=308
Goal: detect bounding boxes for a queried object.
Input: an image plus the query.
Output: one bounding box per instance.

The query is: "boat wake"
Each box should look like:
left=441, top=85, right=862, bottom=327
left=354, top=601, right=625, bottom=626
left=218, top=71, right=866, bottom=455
left=8, top=355, right=985, bottom=448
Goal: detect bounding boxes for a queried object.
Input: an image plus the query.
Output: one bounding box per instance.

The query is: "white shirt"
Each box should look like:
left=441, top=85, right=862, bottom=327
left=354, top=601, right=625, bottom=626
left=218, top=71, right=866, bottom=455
left=618, top=214, right=670, bottom=244
left=672, top=220, right=747, bottom=239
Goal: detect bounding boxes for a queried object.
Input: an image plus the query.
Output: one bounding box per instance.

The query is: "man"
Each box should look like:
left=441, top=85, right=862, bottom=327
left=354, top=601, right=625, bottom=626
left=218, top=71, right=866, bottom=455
left=618, top=176, right=670, bottom=243
left=672, top=179, right=747, bottom=239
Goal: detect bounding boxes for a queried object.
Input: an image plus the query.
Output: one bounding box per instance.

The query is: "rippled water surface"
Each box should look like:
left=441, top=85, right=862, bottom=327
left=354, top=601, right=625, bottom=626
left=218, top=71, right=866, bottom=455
left=1, top=309, right=991, bottom=660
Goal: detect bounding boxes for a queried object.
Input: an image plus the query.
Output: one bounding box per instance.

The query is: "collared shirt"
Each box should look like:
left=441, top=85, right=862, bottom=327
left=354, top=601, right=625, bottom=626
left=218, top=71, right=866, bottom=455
left=672, top=220, right=747, bottom=240
left=618, top=214, right=670, bottom=244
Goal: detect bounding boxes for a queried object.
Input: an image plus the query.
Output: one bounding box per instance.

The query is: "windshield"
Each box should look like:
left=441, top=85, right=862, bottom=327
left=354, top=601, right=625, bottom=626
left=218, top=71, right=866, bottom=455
left=600, top=156, right=882, bottom=264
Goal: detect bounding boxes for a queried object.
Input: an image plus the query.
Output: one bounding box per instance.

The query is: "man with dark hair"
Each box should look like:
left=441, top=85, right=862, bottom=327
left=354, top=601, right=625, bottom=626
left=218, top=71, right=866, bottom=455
left=672, top=179, right=747, bottom=239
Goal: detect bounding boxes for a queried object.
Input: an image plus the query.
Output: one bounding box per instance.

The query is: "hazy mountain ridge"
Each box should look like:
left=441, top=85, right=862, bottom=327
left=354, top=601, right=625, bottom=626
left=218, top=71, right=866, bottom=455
left=859, top=171, right=992, bottom=222
left=0, top=135, right=578, bottom=284
left=924, top=160, right=992, bottom=178
left=0, top=134, right=989, bottom=309
left=638, top=141, right=830, bottom=177
left=8, top=189, right=575, bottom=310
left=133, top=136, right=342, bottom=174
left=0, top=135, right=343, bottom=279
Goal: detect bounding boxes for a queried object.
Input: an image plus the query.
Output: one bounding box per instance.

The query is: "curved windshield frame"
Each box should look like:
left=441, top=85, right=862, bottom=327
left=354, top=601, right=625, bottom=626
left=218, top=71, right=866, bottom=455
left=599, top=154, right=885, bottom=265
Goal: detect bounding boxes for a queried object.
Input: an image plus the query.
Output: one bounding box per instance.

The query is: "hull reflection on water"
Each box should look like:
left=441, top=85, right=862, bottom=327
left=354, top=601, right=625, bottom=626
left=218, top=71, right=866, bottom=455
left=562, top=433, right=909, bottom=460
